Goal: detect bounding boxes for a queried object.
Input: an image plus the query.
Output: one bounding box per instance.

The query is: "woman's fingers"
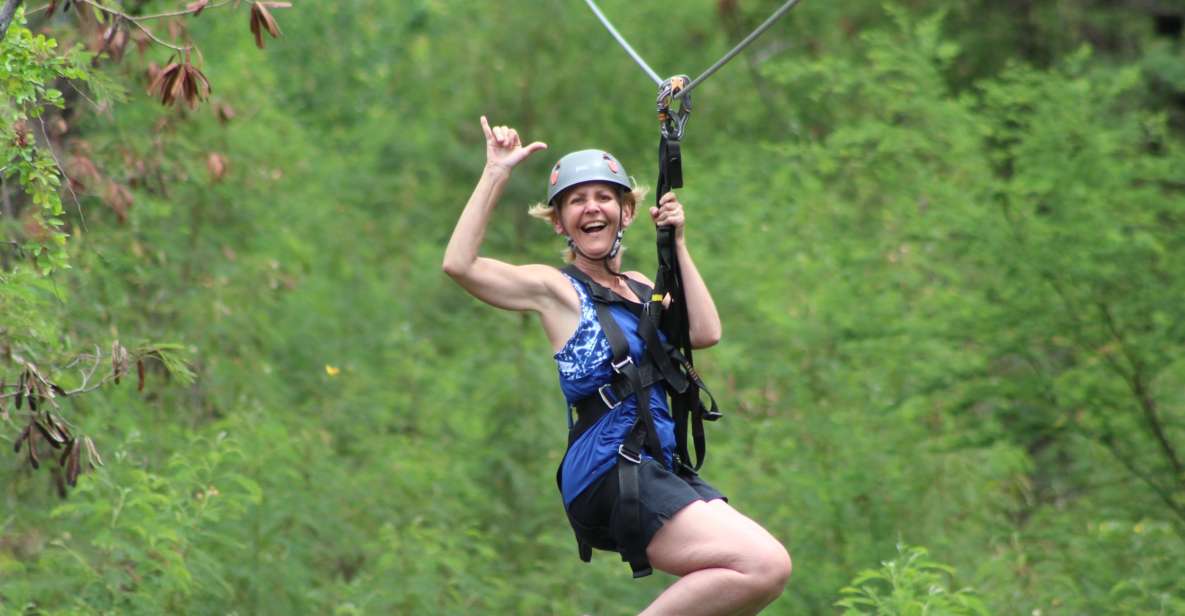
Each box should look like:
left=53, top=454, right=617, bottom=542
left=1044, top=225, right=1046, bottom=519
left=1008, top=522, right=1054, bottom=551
left=481, top=116, right=546, bottom=168
left=651, top=200, right=685, bottom=227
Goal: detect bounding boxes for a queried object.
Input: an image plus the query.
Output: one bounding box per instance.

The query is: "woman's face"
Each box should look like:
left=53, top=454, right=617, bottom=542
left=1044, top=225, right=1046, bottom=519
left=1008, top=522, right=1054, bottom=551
left=554, top=181, right=633, bottom=259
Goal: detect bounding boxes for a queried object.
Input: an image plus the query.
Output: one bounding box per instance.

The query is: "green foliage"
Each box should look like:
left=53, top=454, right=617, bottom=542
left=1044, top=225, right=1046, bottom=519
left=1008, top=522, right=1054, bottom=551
left=3, top=1, right=1184, bottom=614
left=1, top=8, right=97, bottom=272
left=836, top=545, right=988, bottom=615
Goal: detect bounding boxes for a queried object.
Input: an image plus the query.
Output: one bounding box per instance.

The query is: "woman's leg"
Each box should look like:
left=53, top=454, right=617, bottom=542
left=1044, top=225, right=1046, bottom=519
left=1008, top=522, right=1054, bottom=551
left=640, top=500, right=792, bottom=616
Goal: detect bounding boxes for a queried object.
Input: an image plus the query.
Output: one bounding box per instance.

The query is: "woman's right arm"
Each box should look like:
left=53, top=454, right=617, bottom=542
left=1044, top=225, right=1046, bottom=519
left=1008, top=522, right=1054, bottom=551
left=442, top=116, right=555, bottom=313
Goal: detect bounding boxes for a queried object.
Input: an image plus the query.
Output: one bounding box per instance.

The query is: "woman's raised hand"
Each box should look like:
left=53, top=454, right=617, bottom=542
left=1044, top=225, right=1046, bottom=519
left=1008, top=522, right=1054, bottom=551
left=481, top=115, right=547, bottom=174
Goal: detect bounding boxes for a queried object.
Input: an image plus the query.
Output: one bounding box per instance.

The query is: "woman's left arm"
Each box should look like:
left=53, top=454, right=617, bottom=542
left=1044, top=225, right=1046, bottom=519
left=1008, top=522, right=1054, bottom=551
left=652, top=191, right=722, bottom=349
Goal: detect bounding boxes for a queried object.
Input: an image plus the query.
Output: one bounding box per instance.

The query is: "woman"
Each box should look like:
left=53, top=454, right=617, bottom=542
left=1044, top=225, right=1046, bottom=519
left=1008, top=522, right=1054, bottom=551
left=443, top=116, right=791, bottom=616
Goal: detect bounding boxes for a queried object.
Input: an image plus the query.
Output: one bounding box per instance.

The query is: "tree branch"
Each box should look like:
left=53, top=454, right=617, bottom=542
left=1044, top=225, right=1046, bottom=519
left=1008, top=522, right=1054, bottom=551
left=1098, top=433, right=1185, bottom=534
left=74, top=0, right=190, bottom=52
left=1097, top=301, right=1184, bottom=482
left=0, top=0, right=24, bottom=42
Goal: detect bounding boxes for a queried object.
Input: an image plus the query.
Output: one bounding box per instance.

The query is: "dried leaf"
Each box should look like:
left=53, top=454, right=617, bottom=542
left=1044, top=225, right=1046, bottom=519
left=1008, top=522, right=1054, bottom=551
left=59, top=439, right=75, bottom=466
left=13, top=424, right=30, bottom=454
left=182, top=64, right=209, bottom=109
left=137, top=359, right=146, bottom=392
left=33, top=419, right=65, bottom=448
left=84, top=436, right=104, bottom=468
left=67, top=444, right=82, bottom=486
left=112, top=340, right=124, bottom=383
left=27, top=429, right=40, bottom=470
left=169, top=65, right=187, bottom=105
left=187, top=0, right=210, bottom=16
left=148, top=61, right=181, bottom=104
left=249, top=1, right=290, bottom=49
left=47, top=413, right=71, bottom=440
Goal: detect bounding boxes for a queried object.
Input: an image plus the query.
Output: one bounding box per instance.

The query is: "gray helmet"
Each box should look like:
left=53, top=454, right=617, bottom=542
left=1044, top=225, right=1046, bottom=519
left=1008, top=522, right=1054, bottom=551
left=546, top=149, right=632, bottom=205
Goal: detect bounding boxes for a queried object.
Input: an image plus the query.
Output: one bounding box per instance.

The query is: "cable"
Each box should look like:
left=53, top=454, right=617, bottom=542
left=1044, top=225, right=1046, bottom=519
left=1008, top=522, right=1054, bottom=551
left=582, top=0, right=663, bottom=86
left=680, top=0, right=804, bottom=99
left=583, top=0, right=805, bottom=97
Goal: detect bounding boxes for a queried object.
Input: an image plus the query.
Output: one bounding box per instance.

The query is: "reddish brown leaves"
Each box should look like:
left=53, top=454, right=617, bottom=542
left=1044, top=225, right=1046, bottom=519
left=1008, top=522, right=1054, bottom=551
left=147, top=55, right=212, bottom=109
left=249, top=2, right=291, bottom=49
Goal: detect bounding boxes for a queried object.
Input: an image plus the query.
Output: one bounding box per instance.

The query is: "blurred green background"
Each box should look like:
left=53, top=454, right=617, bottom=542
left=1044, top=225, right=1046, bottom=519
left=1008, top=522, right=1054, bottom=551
left=2, top=1, right=1184, bottom=613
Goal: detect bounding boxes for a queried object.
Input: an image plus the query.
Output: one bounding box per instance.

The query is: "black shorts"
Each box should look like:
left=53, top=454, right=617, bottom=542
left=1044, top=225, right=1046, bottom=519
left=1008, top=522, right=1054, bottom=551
left=565, top=459, right=727, bottom=558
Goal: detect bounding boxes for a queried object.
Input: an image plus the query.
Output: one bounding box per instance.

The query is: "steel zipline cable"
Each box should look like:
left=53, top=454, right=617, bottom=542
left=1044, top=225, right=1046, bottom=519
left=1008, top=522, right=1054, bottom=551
left=582, top=0, right=804, bottom=99
left=582, top=0, right=663, bottom=86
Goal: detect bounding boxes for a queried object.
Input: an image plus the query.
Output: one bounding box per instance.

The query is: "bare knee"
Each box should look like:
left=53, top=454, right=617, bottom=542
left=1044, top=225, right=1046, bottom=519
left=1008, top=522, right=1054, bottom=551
left=742, top=541, right=792, bottom=603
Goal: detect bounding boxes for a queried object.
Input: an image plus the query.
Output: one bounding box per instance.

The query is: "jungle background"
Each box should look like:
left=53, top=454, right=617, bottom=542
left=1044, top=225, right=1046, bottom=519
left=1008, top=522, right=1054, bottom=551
left=3, top=0, right=1184, bottom=613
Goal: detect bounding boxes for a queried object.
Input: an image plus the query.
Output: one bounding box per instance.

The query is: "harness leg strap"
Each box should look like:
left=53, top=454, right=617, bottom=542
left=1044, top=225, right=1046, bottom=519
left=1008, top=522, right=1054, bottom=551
left=615, top=431, right=653, bottom=578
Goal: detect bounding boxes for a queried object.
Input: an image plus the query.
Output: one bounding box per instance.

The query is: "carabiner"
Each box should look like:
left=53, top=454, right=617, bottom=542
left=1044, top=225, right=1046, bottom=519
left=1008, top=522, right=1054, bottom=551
left=656, top=75, right=692, bottom=141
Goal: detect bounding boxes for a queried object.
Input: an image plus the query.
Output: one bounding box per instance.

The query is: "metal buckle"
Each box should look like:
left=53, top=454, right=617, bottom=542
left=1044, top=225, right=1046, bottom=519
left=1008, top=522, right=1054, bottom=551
left=598, top=384, right=622, bottom=409
left=617, top=444, right=642, bottom=464
left=611, top=355, right=634, bottom=374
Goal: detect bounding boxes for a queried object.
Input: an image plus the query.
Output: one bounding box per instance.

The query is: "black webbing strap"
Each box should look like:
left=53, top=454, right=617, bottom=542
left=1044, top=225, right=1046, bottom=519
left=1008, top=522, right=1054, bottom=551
left=561, top=265, right=661, bottom=577
left=594, top=299, right=658, bottom=578
left=616, top=426, right=651, bottom=577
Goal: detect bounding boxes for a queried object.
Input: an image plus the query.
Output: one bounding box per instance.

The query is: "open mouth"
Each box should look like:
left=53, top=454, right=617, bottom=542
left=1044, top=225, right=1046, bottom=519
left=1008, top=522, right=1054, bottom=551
left=580, top=222, right=608, bottom=235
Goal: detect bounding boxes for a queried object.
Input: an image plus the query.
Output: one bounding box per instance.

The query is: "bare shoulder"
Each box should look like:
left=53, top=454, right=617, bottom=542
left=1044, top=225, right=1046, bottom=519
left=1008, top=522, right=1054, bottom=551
left=532, top=263, right=580, bottom=311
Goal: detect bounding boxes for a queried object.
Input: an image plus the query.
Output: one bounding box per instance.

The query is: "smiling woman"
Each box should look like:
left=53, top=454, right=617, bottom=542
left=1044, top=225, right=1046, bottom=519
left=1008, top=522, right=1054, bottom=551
left=527, top=151, right=648, bottom=264
left=442, top=116, right=789, bottom=615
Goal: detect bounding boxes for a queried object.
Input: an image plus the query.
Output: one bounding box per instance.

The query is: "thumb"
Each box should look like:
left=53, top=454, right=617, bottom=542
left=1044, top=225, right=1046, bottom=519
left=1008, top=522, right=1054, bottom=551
left=524, top=141, right=548, bottom=155
left=650, top=206, right=659, bottom=218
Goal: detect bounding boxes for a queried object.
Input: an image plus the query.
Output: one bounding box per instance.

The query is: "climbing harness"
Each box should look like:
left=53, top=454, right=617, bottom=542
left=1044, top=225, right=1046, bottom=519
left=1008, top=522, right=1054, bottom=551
left=557, top=264, right=720, bottom=578
left=558, top=0, right=804, bottom=578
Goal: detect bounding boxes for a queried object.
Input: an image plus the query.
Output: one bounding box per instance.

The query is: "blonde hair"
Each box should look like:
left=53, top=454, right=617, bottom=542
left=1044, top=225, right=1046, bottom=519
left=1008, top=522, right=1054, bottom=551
left=528, top=182, right=650, bottom=262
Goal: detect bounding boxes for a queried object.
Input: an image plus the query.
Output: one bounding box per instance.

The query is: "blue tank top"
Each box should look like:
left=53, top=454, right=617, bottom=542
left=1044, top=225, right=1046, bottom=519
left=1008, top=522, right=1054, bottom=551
left=555, top=273, right=675, bottom=506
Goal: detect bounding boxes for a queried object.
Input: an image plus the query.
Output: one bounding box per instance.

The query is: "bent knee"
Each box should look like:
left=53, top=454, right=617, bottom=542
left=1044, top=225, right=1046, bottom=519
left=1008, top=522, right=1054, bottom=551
left=745, top=541, right=792, bottom=600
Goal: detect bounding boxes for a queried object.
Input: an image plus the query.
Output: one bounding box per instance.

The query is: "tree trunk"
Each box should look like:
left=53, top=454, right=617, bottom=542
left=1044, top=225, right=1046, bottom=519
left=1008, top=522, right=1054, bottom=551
left=0, top=0, right=24, bottom=43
